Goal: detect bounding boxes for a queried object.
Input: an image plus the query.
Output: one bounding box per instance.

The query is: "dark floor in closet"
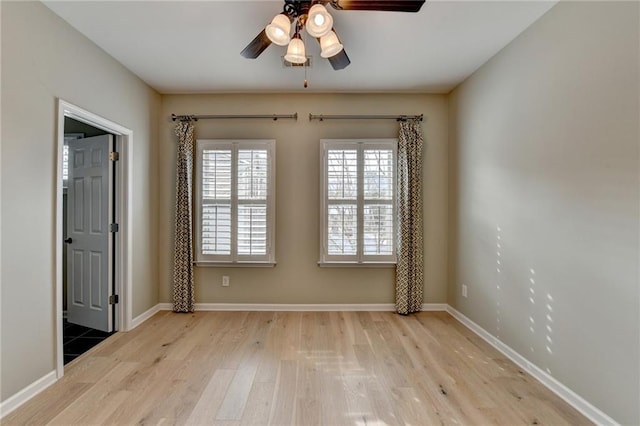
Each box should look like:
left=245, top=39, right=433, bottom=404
left=63, top=319, right=114, bottom=364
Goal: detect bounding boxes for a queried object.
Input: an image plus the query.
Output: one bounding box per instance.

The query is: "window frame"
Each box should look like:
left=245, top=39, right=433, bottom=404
left=62, top=133, right=85, bottom=189
left=319, top=138, right=398, bottom=266
left=195, top=139, right=276, bottom=266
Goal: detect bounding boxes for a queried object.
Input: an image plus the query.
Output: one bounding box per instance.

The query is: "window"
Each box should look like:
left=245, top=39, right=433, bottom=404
left=62, top=144, right=69, bottom=186
left=195, top=139, right=275, bottom=265
left=62, top=133, right=84, bottom=188
left=320, top=139, right=397, bottom=264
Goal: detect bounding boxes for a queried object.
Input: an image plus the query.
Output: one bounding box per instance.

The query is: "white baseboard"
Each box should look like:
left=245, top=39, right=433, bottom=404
left=130, top=303, right=163, bottom=329
left=446, top=306, right=618, bottom=426
left=0, top=371, right=56, bottom=419
left=195, top=303, right=397, bottom=311
left=157, top=303, right=447, bottom=312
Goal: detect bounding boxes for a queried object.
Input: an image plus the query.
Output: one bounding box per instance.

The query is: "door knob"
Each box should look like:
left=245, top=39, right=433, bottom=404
left=64, top=238, right=73, bottom=244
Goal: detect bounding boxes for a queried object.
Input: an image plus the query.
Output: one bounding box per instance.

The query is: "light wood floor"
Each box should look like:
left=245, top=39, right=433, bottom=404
left=4, top=311, right=590, bottom=425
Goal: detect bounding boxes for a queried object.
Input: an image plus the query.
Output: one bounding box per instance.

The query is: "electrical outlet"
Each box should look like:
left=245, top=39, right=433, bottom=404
left=222, top=276, right=230, bottom=287
left=462, top=284, right=468, bottom=298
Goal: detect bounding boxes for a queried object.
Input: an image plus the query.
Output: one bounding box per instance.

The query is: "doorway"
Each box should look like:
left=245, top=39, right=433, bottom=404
left=62, top=120, right=115, bottom=363
left=56, top=100, right=133, bottom=376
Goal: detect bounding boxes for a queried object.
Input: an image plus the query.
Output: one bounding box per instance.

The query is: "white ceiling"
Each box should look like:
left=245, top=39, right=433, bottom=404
left=43, top=1, right=556, bottom=94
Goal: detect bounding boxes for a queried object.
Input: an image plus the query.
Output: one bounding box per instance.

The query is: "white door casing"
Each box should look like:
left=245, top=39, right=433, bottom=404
left=66, top=135, right=112, bottom=332
left=57, top=99, right=133, bottom=379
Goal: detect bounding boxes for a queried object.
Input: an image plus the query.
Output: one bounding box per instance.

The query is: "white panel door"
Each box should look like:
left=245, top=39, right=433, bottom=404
left=66, top=134, right=112, bottom=332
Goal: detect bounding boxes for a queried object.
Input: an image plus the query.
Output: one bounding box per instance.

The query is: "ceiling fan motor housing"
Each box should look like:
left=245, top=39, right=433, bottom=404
left=283, top=0, right=315, bottom=19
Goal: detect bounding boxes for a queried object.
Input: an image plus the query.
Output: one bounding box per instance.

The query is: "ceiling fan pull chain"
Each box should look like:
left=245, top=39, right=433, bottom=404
left=303, top=30, right=309, bottom=88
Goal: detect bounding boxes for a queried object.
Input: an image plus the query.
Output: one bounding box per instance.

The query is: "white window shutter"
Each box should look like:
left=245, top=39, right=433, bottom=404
left=320, top=140, right=397, bottom=264
left=196, top=140, right=275, bottom=265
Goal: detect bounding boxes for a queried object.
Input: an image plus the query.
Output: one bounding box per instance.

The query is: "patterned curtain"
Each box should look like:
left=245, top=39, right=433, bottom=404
left=395, top=119, right=424, bottom=315
left=173, top=121, right=195, bottom=313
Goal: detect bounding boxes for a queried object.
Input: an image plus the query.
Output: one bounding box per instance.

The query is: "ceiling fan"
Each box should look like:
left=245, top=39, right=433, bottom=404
left=240, top=0, right=426, bottom=71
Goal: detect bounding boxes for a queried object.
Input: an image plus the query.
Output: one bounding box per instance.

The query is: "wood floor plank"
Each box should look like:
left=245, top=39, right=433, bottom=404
left=216, top=366, right=258, bottom=421
left=294, top=369, right=321, bottom=426
left=341, top=374, right=375, bottom=425
left=5, top=311, right=592, bottom=426
left=318, top=369, right=350, bottom=426
left=240, top=381, right=276, bottom=425
left=184, top=369, right=235, bottom=425
left=268, top=359, right=298, bottom=425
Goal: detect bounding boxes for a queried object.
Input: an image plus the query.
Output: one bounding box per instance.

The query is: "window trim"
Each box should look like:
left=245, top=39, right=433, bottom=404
left=195, top=139, right=276, bottom=266
left=319, top=139, right=398, bottom=266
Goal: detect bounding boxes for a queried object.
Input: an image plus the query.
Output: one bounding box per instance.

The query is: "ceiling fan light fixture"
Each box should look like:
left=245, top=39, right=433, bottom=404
left=320, top=30, right=344, bottom=58
left=284, top=34, right=307, bottom=64
left=266, top=13, right=291, bottom=46
left=305, top=4, right=333, bottom=38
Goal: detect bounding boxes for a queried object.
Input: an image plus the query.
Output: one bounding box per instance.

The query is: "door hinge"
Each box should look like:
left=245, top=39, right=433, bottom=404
left=109, top=294, right=119, bottom=305
left=110, top=223, right=119, bottom=233
left=109, top=151, right=120, bottom=161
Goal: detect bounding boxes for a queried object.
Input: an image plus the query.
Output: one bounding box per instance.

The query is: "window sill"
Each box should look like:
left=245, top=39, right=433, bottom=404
left=317, top=261, right=396, bottom=268
left=195, top=262, right=276, bottom=268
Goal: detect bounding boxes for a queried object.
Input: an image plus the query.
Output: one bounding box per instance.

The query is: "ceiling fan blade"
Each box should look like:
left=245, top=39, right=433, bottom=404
left=330, top=0, right=425, bottom=12
left=328, top=49, right=351, bottom=70
left=240, top=29, right=272, bottom=59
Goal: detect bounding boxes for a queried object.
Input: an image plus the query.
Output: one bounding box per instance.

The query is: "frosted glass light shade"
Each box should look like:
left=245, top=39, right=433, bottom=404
left=266, top=14, right=291, bottom=46
left=284, top=36, right=307, bottom=64
left=305, top=4, right=333, bottom=38
left=320, top=31, right=343, bottom=58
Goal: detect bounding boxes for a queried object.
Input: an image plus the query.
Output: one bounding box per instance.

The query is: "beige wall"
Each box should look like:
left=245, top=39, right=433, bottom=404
left=0, top=1, right=161, bottom=401
left=159, top=94, right=448, bottom=305
left=448, top=2, right=639, bottom=424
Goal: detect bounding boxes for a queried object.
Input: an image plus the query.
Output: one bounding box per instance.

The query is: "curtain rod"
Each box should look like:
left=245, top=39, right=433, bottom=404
left=171, top=113, right=298, bottom=122
left=309, top=113, right=423, bottom=122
